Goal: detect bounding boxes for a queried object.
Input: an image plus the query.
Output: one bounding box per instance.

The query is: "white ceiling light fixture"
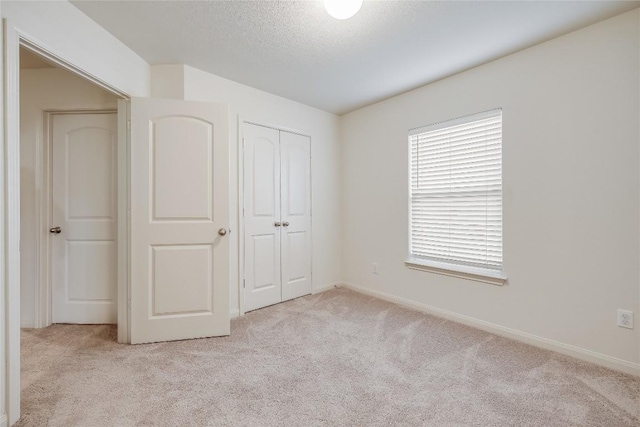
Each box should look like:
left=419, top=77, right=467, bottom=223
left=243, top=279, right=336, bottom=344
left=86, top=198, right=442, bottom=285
left=324, top=0, right=364, bottom=20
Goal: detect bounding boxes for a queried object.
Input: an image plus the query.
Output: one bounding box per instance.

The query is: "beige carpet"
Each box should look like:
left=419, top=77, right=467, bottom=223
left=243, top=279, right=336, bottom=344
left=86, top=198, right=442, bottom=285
left=17, top=287, right=640, bottom=426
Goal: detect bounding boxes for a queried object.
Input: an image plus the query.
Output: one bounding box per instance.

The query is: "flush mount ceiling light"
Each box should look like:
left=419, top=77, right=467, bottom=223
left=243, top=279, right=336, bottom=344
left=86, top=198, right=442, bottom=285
left=324, top=0, right=364, bottom=20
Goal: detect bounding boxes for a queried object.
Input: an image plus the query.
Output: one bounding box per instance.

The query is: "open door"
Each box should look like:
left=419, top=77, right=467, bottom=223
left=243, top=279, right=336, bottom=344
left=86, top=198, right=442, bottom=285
left=129, top=97, right=230, bottom=344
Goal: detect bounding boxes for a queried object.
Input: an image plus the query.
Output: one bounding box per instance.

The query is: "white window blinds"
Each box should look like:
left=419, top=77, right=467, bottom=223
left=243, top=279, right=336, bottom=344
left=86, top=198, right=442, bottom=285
left=409, top=109, right=503, bottom=271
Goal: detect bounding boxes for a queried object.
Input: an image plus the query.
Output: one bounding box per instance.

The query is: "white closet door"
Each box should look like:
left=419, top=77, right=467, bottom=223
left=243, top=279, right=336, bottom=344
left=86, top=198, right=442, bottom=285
left=243, top=124, right=282, bottom=312
left=129, top=97, right=229, bottom=344
left=52, top=113, right=118, bottom=324
left=280, top=131, right=312, bottom=302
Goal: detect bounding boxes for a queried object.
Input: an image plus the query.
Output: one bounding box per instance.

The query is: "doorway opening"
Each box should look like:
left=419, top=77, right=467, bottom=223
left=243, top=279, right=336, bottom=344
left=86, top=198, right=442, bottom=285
left=19, top=48, right=120, bottom=329
left=6, top=40, right=131, bottom=425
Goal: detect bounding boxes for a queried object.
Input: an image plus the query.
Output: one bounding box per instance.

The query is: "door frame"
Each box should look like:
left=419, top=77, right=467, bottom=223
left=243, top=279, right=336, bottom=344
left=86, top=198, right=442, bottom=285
left=38, top=109, right=118, bottom=327
left=237, top=118, right=313, bottom=316
left=3, top=19, right=132, bottom=425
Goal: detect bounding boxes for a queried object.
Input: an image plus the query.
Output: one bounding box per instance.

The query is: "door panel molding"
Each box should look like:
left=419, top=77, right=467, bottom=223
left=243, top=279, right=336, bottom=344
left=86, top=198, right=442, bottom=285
left=151, top=115, right=214, bottom=222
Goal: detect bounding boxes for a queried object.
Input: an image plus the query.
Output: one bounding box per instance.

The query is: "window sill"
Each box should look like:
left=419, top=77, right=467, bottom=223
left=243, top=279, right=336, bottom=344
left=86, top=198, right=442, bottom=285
left=405, top=258, right=507, bottom=286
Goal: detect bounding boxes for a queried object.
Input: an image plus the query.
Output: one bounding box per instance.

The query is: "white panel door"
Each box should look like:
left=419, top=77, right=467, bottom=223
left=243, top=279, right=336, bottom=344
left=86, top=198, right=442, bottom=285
left=243, top=124, right=282, bottom=312
left=52, top=113, right=118, bottom=324
left=280, top=131, right=312, bottom=302
left=130, top=97, right=229, bottom=344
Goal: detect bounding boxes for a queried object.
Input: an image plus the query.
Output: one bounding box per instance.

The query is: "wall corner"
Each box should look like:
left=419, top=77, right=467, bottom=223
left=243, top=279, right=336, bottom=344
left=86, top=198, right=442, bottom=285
left=150, top=64, right=186, bottom=99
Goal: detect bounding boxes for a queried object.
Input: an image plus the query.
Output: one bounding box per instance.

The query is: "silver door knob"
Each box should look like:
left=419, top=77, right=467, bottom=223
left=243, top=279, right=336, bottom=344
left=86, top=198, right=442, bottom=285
left=49, top=227, right=61, bottom=234
left=218, top=228, right=227, bottom=236
left=282, top=221, right=290, bottom=227
left=274, top=222, right=282, bottom=227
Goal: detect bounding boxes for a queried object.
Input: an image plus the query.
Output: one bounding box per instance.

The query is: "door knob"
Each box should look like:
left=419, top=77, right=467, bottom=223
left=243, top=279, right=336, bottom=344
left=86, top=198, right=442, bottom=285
left=49, top=227, right=62, bottom=234
left=282, top=222, right=290, bottom=227
left=274, top=222, right=282, bottom=227
left=218, top=228, right=227, bottom=236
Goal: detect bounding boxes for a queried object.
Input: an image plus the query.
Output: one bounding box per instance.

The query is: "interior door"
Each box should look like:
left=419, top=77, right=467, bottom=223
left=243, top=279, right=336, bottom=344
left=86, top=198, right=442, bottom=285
left=52, top=113, right=118, bottom=324
left=243, top=123, right=282, bottom=312
left=280, top=131, right=312, bottom=301
left=129, top=97, right=229, bottom=344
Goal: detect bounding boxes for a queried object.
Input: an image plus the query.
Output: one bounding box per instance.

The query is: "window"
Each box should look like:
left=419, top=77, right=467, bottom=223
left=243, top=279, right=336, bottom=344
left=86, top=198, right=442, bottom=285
left=407, top=109, right=504, bottom=283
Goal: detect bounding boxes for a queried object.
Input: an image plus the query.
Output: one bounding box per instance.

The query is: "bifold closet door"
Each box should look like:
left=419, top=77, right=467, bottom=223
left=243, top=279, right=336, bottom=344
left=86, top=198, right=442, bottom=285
left=244, top=124, right=282, bottom=312
left=243, top=124, right=312, bottom=312
left=280, top=131, right=312, bottom=302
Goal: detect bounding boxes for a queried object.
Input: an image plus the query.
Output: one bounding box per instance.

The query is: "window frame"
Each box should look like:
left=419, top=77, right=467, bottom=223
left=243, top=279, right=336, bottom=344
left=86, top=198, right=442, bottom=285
left=405, top=109, right=506, bottom=285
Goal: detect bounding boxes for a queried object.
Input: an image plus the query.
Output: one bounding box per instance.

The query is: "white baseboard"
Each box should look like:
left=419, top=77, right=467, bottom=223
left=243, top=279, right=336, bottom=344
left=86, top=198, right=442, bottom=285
left=312, top=282, right=339, bottom=295
left=1, top=413, right=7, bottom=427
left=340, top=282, right=640, bottom=377
left=230, top=309, right=240, bottom=319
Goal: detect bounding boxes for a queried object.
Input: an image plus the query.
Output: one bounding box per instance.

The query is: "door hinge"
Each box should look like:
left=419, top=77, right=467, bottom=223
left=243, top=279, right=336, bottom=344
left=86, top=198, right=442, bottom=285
left=127, top=119, right=131, bottom=130
left=243, top=279, right=246, bottom=289
left=127, top=298, right=131, bottom=309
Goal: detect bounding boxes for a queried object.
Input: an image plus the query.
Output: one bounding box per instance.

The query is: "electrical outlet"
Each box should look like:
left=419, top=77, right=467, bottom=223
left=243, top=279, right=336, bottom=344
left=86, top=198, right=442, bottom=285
left=372, top=262, right=379, bottom=274
left=617, top=309, right=634, bottom=329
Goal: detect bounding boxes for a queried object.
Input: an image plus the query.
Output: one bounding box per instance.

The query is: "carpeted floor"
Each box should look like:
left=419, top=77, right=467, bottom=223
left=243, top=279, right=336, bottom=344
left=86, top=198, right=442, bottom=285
left=17, top=287, right=640, bottom=426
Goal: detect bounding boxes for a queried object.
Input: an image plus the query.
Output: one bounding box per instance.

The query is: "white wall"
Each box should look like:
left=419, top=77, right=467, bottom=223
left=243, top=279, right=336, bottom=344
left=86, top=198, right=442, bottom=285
left=20, top=68, right=117, bottom=327
left=3, top=1, right=149, bottom=97
left=150, top=65, right=185, bottom=100
left=151, top=65, right=342, bottom=314
left=340, top=10, right=640, bottom=369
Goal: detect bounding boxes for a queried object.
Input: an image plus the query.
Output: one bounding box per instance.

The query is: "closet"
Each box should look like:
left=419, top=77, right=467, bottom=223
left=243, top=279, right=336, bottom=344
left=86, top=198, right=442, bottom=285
left=243, top=123, right=312, bottom=312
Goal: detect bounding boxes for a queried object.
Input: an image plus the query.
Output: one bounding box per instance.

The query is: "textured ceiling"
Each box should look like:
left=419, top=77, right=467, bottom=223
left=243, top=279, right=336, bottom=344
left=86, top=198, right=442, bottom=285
left=71, top=1, right=639, bottom=115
